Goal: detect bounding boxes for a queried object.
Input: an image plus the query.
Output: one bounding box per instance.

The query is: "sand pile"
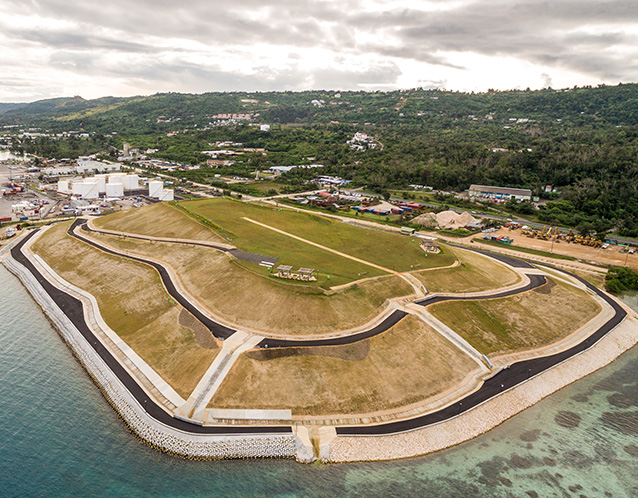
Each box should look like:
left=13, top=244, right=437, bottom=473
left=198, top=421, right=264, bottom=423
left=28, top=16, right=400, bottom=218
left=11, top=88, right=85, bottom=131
left=411, top=210, right=478, bottom=229
left=411, top=212, right=438, bottom=228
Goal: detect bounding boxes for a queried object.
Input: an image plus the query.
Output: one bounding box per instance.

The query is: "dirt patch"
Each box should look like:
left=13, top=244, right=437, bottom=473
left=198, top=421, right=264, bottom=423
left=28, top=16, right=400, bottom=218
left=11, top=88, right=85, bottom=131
left=555, top=411, right=582, bottom=428
left=178, top=309, right=218, bottom=349
left=246, top=341, right=370, bottom=362
left=533, top=277, right=556, bottom=294
left=210, top=315, right=480, bottom=415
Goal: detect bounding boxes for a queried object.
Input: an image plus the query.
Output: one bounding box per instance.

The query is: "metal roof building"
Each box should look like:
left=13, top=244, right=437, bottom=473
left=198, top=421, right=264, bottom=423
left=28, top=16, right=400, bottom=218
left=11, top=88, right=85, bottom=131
left=468, top=184, right=532, bottom=201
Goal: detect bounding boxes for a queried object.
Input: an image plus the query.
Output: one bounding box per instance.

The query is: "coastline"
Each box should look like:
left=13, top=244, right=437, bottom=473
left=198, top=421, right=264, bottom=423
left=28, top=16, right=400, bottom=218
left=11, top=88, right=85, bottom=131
left=2, top=233, right=302, bottom=461
left=3, top=228, right=637, bottom=464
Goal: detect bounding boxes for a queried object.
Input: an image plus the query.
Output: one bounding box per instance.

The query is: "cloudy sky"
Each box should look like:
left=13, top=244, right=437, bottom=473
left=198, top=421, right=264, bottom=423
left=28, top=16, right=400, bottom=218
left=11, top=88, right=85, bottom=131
left=0, top=0, right=636, bottom=102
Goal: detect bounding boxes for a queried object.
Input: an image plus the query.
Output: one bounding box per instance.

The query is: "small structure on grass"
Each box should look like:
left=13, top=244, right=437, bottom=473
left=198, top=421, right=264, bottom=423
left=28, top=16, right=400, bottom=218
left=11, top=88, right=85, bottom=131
left=273, top=265, right=317, bottom=281
left=276, top=265, right=293, bottom=278
left=420, top=240, right=441, bottom=254
left=298, top=268, right=315, bottom=281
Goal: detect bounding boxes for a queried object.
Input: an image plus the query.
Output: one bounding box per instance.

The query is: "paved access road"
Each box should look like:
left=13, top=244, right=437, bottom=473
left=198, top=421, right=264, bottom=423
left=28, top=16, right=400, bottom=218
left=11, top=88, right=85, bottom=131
left=337, top=268, right=626, bottom=435
left=83, top=223, right=278, bottom=266
left=11, top=229, right=291, bottom=435
left=74, top=219, right=548, bottom=349
left=71, top=220, right=237, bottom=340
left=15, top=221, right=626, bottom=438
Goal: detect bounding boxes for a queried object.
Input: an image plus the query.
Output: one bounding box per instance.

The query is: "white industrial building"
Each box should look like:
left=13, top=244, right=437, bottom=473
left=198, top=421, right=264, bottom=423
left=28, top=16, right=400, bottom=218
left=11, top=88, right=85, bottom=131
left=75, top=158, right=120, bottom=174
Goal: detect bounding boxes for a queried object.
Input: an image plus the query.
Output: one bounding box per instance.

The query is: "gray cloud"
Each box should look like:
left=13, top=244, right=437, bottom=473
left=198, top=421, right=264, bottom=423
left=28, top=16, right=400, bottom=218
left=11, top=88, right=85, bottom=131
left=0, top=0, right=637, bottom=101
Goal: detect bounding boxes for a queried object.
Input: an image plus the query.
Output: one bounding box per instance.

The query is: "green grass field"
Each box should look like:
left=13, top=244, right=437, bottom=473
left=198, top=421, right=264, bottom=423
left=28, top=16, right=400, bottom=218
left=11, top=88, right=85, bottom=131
left=32, top=222, right=218, bottom=398
left=429, top=277, right=601, bottom=356
left=180, top=198, right=456, bottom=270
left=209, top=315, right=480, bottom=415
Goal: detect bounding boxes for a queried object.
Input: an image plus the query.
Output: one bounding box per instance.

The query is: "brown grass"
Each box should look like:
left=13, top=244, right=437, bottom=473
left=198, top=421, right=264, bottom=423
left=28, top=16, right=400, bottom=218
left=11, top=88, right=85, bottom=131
left=31, top=222, right=218, bottom=398
left=81, top=232, right=414, bottom=335
left=429, top=277, right=602, bottom=356
left=94, top=202, right=224, bottom=242
left=209, top=315, right=479, bottom=415
left=414, top=246, right=521, bottom=293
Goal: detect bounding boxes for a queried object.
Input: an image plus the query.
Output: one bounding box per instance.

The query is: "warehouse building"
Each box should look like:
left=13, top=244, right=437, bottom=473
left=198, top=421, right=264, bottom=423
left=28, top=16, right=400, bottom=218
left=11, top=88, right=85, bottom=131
left=468, top=185, right=532, bottom=202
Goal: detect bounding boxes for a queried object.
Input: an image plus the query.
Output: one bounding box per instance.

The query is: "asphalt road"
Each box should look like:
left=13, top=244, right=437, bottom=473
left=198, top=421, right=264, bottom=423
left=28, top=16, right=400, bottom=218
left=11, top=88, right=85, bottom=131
left=14, top=222, right=627, bottom=438
left=417, top=274, right=547, bottom=307
left=84, top=223, right=278, bottom=266
left=256, top=310, right=409, bottom=349
left=337, top=268, right=626, bottom=435
left=71, top=220, right=237, bottom=340
left=11, top=230, right=291, bottom=435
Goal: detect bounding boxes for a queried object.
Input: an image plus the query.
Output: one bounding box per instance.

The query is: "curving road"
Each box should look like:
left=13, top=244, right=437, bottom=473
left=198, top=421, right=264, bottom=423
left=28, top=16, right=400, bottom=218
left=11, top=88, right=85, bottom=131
left=71, top=219, right=237, bottom=340
left=71, top=219, right=548, bottom=349
left=82, top=222, right=278, bottom=266
left=337, top=268, right=626, bottom=435
left=11, top=229, right=291, bottom=435
left=10, top=221, right=627, bottom=439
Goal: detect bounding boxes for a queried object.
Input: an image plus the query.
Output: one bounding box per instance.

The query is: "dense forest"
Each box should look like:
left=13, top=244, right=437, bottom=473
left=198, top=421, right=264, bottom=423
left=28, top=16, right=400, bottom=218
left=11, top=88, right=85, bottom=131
left=2, top=84, right=638, bottom=235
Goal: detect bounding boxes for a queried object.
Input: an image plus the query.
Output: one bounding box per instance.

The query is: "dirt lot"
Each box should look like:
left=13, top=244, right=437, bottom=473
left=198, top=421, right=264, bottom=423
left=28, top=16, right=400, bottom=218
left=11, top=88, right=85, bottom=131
left=475, top=227, right=638, bottom=270
left=209, top=315, right=480, bottom=416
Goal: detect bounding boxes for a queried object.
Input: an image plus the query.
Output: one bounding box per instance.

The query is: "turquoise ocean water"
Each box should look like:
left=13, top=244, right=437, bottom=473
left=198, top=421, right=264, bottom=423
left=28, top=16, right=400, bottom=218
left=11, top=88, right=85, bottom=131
left=1, top=265, right=637, bottom=497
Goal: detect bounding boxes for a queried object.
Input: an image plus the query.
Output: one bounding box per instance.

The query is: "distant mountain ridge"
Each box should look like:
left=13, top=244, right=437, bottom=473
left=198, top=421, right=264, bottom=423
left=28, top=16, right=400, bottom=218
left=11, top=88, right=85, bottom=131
left=0, top=84, right=637, bottom=132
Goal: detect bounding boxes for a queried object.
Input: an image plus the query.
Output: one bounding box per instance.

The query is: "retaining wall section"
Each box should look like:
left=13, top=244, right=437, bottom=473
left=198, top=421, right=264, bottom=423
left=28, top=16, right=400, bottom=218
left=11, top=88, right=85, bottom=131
left=3, top=252, right=301, bottom=460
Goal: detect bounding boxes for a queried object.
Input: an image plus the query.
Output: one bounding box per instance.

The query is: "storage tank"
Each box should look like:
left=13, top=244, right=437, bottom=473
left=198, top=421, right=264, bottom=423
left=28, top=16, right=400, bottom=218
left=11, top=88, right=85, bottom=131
left=83, top=180, right=100, bottom=199
left=57, top=180, right=69, bottom=193
left=108, top=173, right=125, bottom=184
left=148, top=180, right=163, bottom=198
left=72, top=182, right=90, bottom=198
left=95, top=174, right=108, bottom=193
left=105, top=183, right=124, bottom=197
left=123, top=174, right=139, bottom=191
left=158, top=189, right=174, bottom=201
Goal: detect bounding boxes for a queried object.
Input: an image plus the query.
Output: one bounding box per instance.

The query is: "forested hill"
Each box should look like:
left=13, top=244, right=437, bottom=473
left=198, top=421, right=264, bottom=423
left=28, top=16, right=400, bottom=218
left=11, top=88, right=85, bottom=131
left=0, top=84, right=637, bottom=132
left=3, top=85, right=638, bottom=237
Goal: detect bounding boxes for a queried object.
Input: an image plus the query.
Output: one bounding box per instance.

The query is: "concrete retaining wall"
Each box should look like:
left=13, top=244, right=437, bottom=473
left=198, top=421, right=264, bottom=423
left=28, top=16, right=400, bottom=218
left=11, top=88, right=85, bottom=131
left=3, top=253, right=301, bottom=460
